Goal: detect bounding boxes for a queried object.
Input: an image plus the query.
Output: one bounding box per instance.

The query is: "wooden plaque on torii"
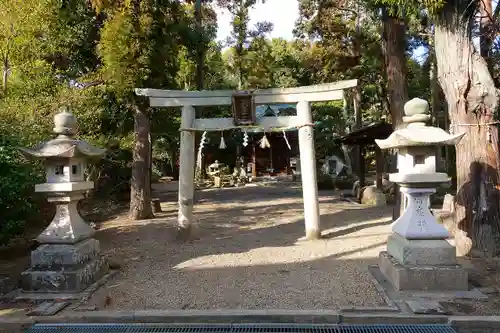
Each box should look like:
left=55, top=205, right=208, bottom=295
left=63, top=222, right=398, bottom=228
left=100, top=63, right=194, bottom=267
left=232, top=91, right=256, bottom=126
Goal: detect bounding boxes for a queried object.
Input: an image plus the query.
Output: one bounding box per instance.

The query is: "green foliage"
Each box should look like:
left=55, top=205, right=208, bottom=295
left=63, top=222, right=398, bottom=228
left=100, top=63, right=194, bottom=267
left=0, top=120, right=44, bottom=245
left=98, top=11, right=142, bottom=94
left=0, top=0, right=56, bottom=81
left=295, top=0, right=388, bottom=119
left=407, top=58, right=430, bottom=100
left=313, top=101, right=346, bottom=158
left=0, top=0, right=203, bottom=242
left=93, top=145, right=134, bottom=198
left=373, top=0, right=445, bottom=16
left=219, top=0, right=273, bottom=88
left=97, top=0, right=192, bottom=98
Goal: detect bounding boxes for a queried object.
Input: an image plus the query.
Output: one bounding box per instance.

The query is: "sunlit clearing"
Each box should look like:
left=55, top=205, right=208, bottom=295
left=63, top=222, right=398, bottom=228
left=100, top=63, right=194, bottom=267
left=174, top=216, right=390, bottom=270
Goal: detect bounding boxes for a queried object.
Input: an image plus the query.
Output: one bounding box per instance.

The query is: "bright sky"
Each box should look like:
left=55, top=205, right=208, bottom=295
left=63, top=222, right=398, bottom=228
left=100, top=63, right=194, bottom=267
left=214, top=0, right=299, bottom=42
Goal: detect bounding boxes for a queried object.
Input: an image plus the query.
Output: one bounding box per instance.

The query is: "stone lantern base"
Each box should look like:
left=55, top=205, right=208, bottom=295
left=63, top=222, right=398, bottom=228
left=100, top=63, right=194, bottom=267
left=377, top=186, right=469, bottom=291
left=379, top=233, right=468, bottom=291
left=21, top=238, right=108, bottom=293
left=20, top=193, right=108, bottom=294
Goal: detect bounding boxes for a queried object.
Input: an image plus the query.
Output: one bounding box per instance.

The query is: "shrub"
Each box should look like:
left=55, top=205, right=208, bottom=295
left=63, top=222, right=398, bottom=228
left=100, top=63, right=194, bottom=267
left=317, top=173, right=335, bottom=190
left=0, top=133, right=44, bottom=245
left=92, top=146, right=133, bottom=199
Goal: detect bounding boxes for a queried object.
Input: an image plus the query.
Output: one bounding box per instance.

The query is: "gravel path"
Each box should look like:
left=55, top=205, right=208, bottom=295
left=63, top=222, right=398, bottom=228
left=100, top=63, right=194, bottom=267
left=86, top=184, right=393, bottom=310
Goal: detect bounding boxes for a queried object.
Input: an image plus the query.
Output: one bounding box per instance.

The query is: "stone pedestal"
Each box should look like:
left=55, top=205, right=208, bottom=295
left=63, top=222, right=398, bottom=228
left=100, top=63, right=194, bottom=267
left=379, top=233, right=468, bottom=291
left=37, top=191, right=95, bottom=244
left=21, top=238, right=108, bottom=293
left=21, top=191, right=108, bottom=294
left=379, top=185, right=469, bottom=291
left=391, top=187, right=450, bottom=239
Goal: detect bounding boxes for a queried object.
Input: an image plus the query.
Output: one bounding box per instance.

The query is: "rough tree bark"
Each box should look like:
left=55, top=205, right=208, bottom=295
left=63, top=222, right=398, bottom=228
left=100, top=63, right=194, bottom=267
left=428, top=30, right=445, bottom=172
left=2, top=57, right=8, bottom=92
left=353, top=87, right=363, bottom=184
left=435, top=2, right=500, bottom=257
left=382, top=10, right=407, bottom=130
left=352, top=8, right=363, bottom=181
left=194, top=0, right=206, bottom=179
left=129, top=104, right=154, bottom=220
left=382, top=8, right=408, bottom=219
left=195, top=0, right=204, bottom=92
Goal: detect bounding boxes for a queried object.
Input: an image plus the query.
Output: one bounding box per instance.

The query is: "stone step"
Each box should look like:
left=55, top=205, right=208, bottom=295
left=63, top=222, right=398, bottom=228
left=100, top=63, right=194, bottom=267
left=386, top=234, right=457, bottom=266
left=30, top=239, right=100, bottom=270
left=379, top=251, right=468, bottom=291
left=22, top=256, right=107, bottom=293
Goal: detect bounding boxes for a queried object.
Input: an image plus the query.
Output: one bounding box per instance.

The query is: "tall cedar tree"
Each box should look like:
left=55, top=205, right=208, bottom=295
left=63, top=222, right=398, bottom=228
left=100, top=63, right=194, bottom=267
left=378, top=0, right=500, bottom=256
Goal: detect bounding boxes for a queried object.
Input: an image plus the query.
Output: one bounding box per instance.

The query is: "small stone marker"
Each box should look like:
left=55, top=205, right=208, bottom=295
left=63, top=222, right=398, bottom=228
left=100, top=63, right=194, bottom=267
left=26, top=301, right=69, bottom=316
left=406, top=300, right=450, bottom=315
left=151, top=198, right=162, bottom=213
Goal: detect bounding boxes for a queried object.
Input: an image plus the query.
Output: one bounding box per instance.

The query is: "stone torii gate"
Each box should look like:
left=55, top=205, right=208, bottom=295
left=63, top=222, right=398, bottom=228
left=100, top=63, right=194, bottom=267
left=135, top=79, right=358, bottom=240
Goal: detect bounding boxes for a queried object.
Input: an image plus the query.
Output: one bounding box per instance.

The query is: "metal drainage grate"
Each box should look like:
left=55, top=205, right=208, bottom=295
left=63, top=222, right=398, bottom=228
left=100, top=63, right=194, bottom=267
left=26, top=323, right=457, bottom=333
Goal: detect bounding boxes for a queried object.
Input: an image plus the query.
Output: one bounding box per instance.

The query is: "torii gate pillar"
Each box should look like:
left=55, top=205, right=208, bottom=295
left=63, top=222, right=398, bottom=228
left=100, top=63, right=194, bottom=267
left=297, top=101, right=321, bottom=239
left=177, top=105, right=196, bottom=238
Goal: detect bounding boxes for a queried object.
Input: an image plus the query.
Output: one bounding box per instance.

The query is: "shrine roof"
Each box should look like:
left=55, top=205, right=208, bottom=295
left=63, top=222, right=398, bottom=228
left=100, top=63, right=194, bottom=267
left=337, top=121, right=393, bottom=146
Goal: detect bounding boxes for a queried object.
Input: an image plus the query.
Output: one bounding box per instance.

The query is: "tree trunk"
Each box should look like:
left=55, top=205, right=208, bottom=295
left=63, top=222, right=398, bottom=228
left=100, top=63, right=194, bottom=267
left=2, top=57, right=8, bottom=93
left=382, top=10, right=408, bottom=130
left=435, top=4, right=500, bottom=257
left=382, top=8, right=408, bottom=220
left=353, top=89, right=363, bottom=178
left=352, top=7, right=363, bottom=179
left=195, top=0, right=204, bottom=91
left=194, top=1, right=206, bottom=180
left=130, top=104, right=154, bottom=220
left=375, top=146, right=384, bottom=189
left=428, top=31, right=444, bottom=171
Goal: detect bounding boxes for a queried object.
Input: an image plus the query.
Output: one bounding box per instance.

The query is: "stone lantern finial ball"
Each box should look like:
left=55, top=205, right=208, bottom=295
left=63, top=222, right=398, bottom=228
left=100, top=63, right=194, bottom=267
left=404, top=98, right=429, bottom=116
left=53, top=107, right=77, bottom=136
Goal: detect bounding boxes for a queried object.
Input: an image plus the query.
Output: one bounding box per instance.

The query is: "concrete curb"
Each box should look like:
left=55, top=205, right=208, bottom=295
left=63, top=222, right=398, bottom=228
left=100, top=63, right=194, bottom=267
left=449, top=316, right=500, bottom=332
left=3, top=310, right=500, bottom=332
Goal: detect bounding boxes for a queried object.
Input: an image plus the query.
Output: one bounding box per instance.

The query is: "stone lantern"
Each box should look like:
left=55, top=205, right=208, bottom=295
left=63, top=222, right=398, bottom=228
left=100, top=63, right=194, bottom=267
left=375, top=98, right=468, bottom=291
left=19, top=108, right=108, bottom=294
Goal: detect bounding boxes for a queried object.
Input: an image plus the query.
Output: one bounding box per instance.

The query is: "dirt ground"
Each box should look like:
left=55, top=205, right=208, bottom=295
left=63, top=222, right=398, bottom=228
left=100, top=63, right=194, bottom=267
left=2, top=182, right=500, bottom=316
left=83, top=183, right=391, bottom=310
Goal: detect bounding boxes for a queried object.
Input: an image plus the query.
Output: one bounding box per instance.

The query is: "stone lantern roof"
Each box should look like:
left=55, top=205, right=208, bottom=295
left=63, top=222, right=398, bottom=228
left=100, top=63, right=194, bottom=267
left=375, top=98, right=465, bottom=150
left=19, top=108, right=105, bottom=159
